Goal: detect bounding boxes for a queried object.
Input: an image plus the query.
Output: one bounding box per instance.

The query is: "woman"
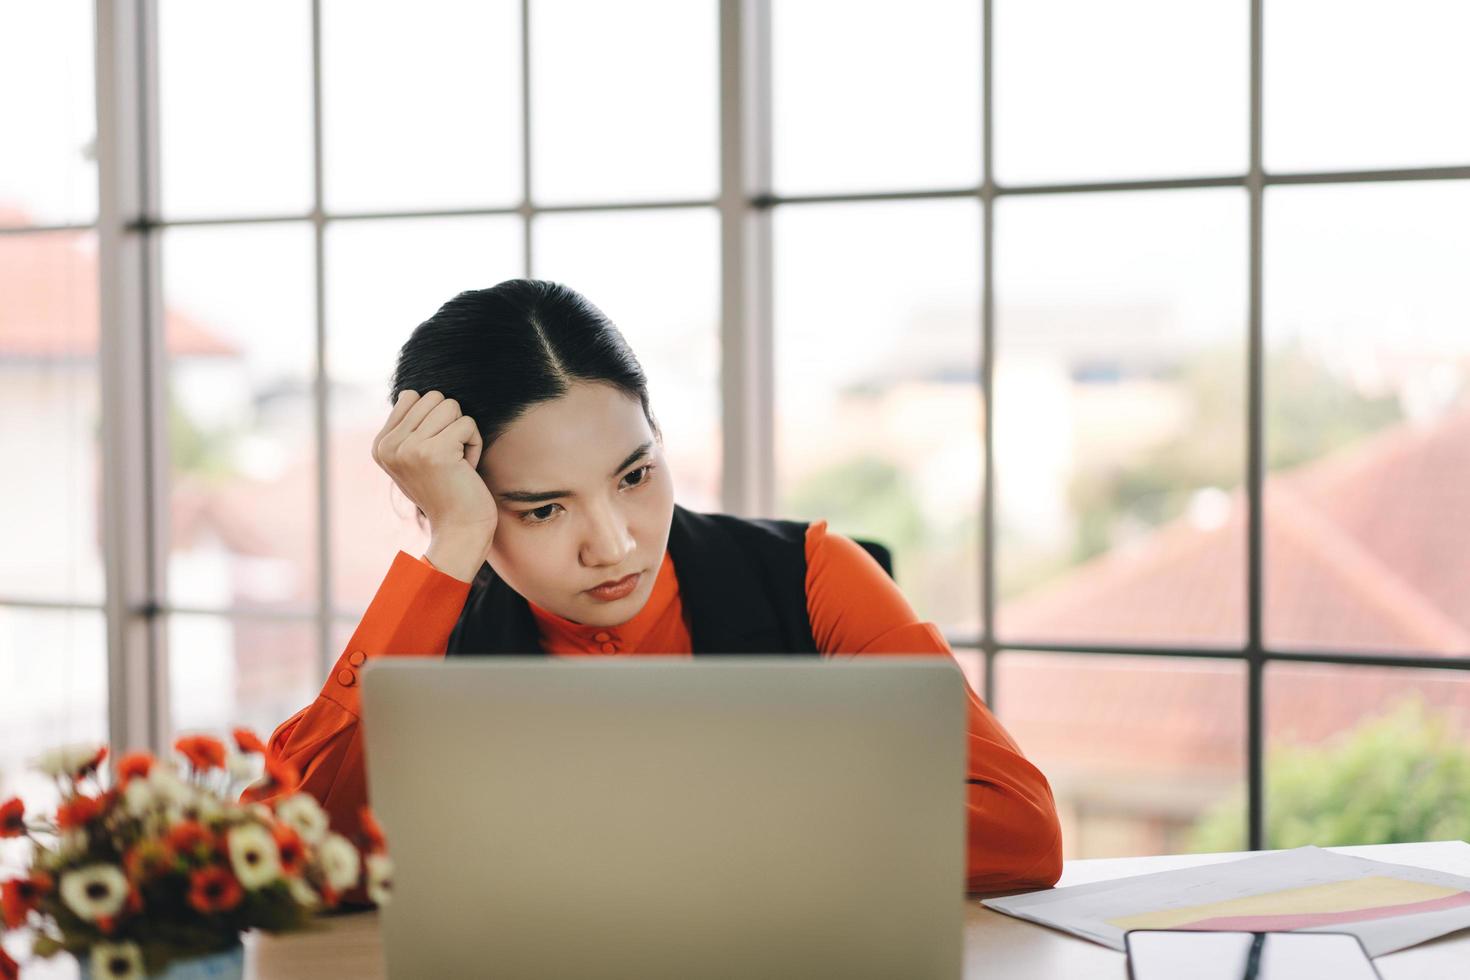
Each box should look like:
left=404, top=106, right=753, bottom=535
left=260, top=279, right=1062, bottom=895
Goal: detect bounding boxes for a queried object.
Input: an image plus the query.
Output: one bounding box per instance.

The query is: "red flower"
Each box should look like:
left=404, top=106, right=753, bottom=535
left=358, top=805, right=388, bottom=854
left=0, top=798, right=23, bottom=838
left=124, top=839, right=177, bottom=880
left=166, top=821, right=219, bottom=861
left=233, top=728, right=267, bottom=755
left=117, top=751, right=155, bottom=785
left=0, top=944, right=18, bottom=980
left=175, top=735, right=227, bottom=771
left=56, top=794, right=102, bottom=831
left=240, top=755, right=301, bottom=804
left=1, top=872, right=52, bottom=930
left=126, top=885, right=144, bottom=915
left=271, top=823, right=306, bottom=876
left=187, top=866, right=243, bottom=914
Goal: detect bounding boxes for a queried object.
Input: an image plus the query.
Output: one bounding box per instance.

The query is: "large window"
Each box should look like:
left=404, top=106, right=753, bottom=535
left=6, top=0, right=1468, bottom=863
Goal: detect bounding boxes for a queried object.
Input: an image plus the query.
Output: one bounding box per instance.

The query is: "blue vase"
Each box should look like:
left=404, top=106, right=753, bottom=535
left=80, top=941, right=244, bottom=980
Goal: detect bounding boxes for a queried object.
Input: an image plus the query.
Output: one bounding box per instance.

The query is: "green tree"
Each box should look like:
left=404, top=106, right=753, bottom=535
left=1069, top=341, right=1402, bottom=566
left=1191, top=697, right=1470, bottom=852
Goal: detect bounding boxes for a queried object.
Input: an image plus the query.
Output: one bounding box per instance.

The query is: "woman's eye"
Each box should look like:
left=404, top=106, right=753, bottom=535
left=621, top=464, right=653, bottom=489
left=522, top=503, right=561, bottom=524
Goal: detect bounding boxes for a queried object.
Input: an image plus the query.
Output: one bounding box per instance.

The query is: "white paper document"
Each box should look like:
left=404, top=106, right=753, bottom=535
left=981, top=845, right=1470, bottom=956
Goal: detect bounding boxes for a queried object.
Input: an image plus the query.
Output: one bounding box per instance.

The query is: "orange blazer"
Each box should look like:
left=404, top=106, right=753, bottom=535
left=257, top=521, right=1062, bottom=895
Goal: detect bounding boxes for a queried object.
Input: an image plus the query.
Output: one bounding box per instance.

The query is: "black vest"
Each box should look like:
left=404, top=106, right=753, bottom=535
left=445, top=505, right=819, bottom=656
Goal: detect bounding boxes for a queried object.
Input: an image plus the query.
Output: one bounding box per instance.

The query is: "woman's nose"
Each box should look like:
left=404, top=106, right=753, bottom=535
left=580, top=505, right=635, bottom=568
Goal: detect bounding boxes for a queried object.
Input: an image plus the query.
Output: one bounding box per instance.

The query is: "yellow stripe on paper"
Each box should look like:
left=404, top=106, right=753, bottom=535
left=1108, top=876, right=1458, bottom=931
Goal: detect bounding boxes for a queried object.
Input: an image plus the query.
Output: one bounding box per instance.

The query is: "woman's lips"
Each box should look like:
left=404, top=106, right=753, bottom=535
left=584, top=572, right=641, bottom=602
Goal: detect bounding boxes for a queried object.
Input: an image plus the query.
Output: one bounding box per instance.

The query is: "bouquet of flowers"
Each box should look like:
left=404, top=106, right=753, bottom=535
left=0, top=731, right=392, bottom=980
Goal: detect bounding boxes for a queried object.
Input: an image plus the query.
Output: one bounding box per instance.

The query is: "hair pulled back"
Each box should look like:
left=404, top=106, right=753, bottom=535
left=390, top=279, right=656, bottom=445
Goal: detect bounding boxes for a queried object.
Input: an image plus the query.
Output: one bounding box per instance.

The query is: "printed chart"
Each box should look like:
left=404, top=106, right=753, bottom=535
left=982, top=845, right=1470, bottom=956
left=1109, top=875, right=1470, bottom=932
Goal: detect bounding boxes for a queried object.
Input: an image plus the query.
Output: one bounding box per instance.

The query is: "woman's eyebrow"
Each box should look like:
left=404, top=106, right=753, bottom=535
left=609, top=441, right=653, bottom=477
left=496, top=441, right=653, bottom=504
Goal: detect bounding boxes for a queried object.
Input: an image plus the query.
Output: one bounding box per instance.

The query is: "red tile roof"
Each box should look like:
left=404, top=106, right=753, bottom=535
left=0, top=208, right=239, bottom=359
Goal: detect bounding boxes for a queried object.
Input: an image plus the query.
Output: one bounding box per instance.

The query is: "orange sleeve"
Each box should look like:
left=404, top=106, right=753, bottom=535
left=804, top=521, right=1063, bottom=894
left=251, top=551, right=472, bottom=846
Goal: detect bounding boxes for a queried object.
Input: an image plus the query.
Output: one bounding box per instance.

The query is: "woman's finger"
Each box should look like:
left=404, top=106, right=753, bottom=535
left=395, top=389, right=446, bottom=438
left=456, top=415, right=484, bottom=471
left=414, top=397, right=464, bottom=442
left=378, top=389, right=420, bottom=440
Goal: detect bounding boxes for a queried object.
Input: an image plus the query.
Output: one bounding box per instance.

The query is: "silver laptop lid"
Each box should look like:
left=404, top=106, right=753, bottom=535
left=362, top=658, right=966, bottom=979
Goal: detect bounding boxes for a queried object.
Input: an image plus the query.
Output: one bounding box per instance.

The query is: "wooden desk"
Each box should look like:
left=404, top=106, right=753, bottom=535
left=245, top=841, right=1470, bottom=979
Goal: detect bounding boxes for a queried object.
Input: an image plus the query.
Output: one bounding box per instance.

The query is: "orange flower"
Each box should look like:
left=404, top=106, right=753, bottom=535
left=56, top=795, right=102, bottom=831
left=187, top=866, right=243, bottom=914
left=0, top=798, right=23, bottom=838
left=126, top=885, right=144, bottom=915
left=1, top=872, right=52, bottom=929
left=175, top=735, right=226, bottom=772
left=116, top=751, right=155, bottom=785
left=165, top=821, right=219, bottom=862
left=124, top=839, right=177, bottom=880
left=358, top=805, right=388, bottom=854
left=232, top=728, right=266, bottom=755
left=271, top=823, right=306, bottom=876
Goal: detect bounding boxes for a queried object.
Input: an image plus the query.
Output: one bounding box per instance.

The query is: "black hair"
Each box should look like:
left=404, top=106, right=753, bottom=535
left=390, top=279, right=657, bottom=445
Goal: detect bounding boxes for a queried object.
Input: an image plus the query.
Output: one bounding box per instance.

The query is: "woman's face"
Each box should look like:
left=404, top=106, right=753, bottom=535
left=477, top=382, right=675, bottom=627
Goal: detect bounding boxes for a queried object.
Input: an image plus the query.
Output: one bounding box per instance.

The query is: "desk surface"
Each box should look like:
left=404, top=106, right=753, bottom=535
left=243, top=841, right=1470, bottom=979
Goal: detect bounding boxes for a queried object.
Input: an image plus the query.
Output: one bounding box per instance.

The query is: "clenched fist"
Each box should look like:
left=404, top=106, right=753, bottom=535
left=373, top=390, right=496, bottom=581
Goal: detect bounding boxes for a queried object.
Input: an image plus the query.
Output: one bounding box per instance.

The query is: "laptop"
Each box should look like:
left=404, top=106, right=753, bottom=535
left=361, top=658, right=967, bottom=979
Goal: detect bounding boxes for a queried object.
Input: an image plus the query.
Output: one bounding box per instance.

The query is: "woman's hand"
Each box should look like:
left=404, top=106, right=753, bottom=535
left=372, top=390, right=497, bottom=582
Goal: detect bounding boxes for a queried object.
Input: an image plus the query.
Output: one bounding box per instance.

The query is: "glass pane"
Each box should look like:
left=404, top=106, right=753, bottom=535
left=0, top=230, right=104, bottom=602
left=530, top=0, right=717, bottom=204
left=774, top=200, right=981, bottom=634
left=158, top=0, right=313, bottom=218
left=0, top=1, right=96, bottom=227
left=1265, top=663, right=1470, bottom=848
left=772, top=0, right=980, bottom=195
left=995, top=190, right=1247, bottom=648
left=993, top=0, right=1247, bottom=185
left=533, top=208, right=721, bottom=513
left=162, top=224, right=318, bottom=613
left=326, top=216, right=523, bottom=613
left=1265, top=0, right=1470, bottom=173
left=322, top=0, right=521, bottom=213
left=1264, top=182, right=1470, bottom=656
left=0, top=609, right=106, bottom=818
left=169, top=614, right=319, bottom=740
left=998, top=652, right=1246, bottom=859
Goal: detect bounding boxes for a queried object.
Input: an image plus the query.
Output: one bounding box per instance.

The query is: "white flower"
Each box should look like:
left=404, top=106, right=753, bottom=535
left=227, top=823, right=281, bottom=890
left=317, top=832, right=361, bottom=892
left=123, top=779, right=156, bottom=817
left=90, top=941, right=144, bottom=980
left=147, top=765, right=193, bottom=807
left=58, top=829, right=89, bottom=860
left=287, top=876, right=320, bottom=909
left=275, top=793, right=329, bottom=846
left=227, top=752, right=258, bottom=783
left=35, top=743, right=105, bottom=778
left=365, top=853, right=394, bottom=907
left=167, top=791, right=222, bottom=827
left=59, top=864, right=129, bottom=921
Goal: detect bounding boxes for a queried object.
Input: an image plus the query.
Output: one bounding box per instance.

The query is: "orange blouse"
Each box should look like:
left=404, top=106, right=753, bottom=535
left=257, top=521, right=1062, bottom=895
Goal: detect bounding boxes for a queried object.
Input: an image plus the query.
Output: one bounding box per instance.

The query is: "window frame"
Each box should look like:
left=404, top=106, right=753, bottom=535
left=20, top=0, right=1459, bottom=852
